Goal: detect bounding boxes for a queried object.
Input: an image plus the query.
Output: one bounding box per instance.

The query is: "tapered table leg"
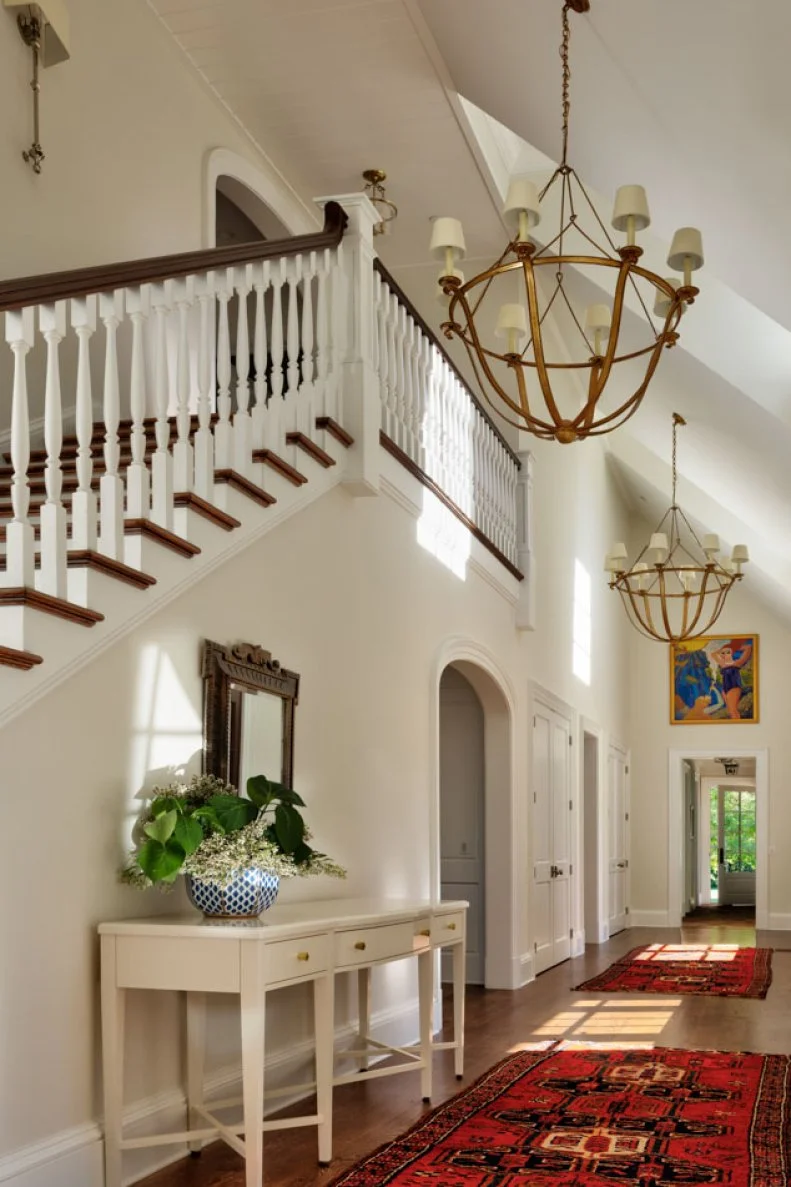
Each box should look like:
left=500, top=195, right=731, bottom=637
left=186, top=992, right=207, bottom=1153
left=452, top=941, right=466, bottom=1078
left=418, top=949, right=433, bottom=1102
left=240, top=946, right=266, bottom=1187
left=314, top=973, right=334, bottom=1165
left=101, top=936, right=126, bottom=1187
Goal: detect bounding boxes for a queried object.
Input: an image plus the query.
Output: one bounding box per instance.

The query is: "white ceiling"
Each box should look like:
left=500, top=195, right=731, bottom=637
left=150, top=0, right=791, bottom=622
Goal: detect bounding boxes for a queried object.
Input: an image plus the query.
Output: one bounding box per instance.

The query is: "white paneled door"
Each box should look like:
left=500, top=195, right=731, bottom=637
left=532, top=701, right=573, bottom=975
left=607, top=746, right=630, bottom=935
left=440, top=668, right=485, bottom=984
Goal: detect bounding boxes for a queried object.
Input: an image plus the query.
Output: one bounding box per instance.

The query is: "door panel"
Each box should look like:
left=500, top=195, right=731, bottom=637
left=717, top=787, right=756, bottom=907
left=532, top=702, right=573, bottom=974
left=607, top=748, right=629, bottom=935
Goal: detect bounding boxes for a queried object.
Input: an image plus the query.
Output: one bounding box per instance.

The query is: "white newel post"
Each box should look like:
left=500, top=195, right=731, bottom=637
left=315, top=192, right=380, bottom=496
left=151, top=282, right=174, bottom=530
left=172, top=277, right=195, bottom=492
left=99, top=292, right=125, bottom=559
left=233, top=264, right=253, bottom=477
left=194, top=275, right=216, bottom=500
left=4, top=308, right=36, bottom=588
left=70, top=296, right=98, bottom=551
left=251, top=262, right=271, bottom=455
left=125, top=286, right=152, bottom=519
left=515, top=448, right=535, bottom=630
left=38, top=301, right=68, bottom=597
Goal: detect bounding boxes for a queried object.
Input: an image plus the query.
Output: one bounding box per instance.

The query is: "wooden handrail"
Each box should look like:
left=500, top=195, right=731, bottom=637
left=373, top=259, right=521, bottom=468
left=0, top=201, right=348, bottom=313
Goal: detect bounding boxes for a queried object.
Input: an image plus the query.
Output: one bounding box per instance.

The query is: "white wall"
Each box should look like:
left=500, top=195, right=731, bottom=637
left=0, top=0, right=312, bottom=280
left=629, top=572, right=791, bottom=927
left=0, top=430, right=631, bottom=1180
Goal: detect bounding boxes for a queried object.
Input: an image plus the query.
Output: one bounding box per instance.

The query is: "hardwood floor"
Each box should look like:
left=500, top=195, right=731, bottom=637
left=138, top=923, right=791, bottom=1187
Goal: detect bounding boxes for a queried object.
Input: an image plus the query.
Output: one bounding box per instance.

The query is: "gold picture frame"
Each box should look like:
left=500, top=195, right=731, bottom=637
left=670, top=635, right=759, bottom=725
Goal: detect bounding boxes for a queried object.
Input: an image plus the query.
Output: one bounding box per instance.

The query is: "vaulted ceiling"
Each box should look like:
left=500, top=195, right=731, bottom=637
left=150, top=0, right=791, bottom=621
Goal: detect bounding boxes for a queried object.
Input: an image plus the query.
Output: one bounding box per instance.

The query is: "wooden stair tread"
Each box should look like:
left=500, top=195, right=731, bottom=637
left=174, top=492, right=241, bottom=531
left=0, top=644, right=44, bottom=670
left=251, top=450, right=308, bottom=486
left=286, top=432, right=336, bottom=468
left=0, top=587, right=104, bottom=626
left=316, top=416, right=354, bottom=448
left=214, top=470, right=276, bottom=507
left=123, top=519, right=201, bottom=559
left=64, top=551, right=157, bottom=591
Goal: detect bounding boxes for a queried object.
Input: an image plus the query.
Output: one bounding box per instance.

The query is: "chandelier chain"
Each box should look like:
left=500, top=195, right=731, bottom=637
left=560, top=4, right=572, bottom=166
left=671, top=412, right=685, bottom=507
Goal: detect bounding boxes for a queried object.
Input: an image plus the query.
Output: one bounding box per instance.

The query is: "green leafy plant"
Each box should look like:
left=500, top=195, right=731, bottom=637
left=121, top=773, right=346, bottom=890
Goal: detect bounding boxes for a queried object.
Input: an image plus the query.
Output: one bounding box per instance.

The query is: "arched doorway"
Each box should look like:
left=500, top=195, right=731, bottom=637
left=433, top=645, right=518, bottom=990
left=215, top=175, right=290, bottom=245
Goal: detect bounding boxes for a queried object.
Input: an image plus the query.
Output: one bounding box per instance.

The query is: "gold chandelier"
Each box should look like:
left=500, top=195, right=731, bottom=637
left=605, top=414, right=749, bottom=643
left=430, top=0, right=704, bottom=444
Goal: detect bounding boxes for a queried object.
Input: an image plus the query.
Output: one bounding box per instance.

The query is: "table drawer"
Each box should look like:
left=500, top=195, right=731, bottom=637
left=266, top=934, right=330, bottom=983
left=334, top=921, right=416, bottom=968
left=432, top=911, right=465, bottom=944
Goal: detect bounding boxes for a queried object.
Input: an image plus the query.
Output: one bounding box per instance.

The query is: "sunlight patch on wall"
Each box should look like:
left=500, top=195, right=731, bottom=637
left=129, top=644, right=203, bottom=808
left=417, top=490, right=471, bottom=580
left=572, top=559, right=592, bottom=685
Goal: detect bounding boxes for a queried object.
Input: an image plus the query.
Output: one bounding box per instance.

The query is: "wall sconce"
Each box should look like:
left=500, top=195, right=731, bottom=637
left=4, top=1, right=71, bottom=173
left=362, top=169, right=398, bottom=236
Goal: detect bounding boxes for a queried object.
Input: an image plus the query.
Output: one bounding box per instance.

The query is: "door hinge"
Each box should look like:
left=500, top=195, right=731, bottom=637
left=533, top=792, right=537, bottom=803
left=625, top=812, right=629, bottom=822
left=625, top=859, right=629, bottom=869
left=569, top=735, right=573, bottom=746
left=570, top=863, right=574, bottom=875
left=534, top=941, right=538, bottom=951
left=569, top=927, right=574, bottom=939
left=533, top=715, right=536, bottom=726
left=625, top=906, right=630, bottom=915
left=626, top=765, right=630, bottom=775
left=569, top=799, right=573, bottom=810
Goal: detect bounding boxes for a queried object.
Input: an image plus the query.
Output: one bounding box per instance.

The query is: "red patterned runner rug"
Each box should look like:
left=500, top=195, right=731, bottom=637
left=573, top=944, right=773, bottom=998
left=329, top=1046, right=791, bottom=1185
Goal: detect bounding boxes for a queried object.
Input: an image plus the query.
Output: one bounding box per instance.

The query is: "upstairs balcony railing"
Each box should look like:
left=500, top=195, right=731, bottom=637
left=0, top=195, right=524, bottom=625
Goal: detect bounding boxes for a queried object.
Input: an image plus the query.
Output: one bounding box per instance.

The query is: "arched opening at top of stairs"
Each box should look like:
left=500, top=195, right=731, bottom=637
left=203, top=148, right=318, bottom=247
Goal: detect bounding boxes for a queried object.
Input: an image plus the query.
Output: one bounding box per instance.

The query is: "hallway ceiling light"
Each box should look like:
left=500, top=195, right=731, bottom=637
left=430, top=0, right=703, bottom=444
left=362, top=169, right=398, bottom=236
left=605, top=414, right=749, bottom=643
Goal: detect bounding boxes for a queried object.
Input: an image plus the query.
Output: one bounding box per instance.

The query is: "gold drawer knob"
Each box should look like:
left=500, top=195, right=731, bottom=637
left=354, top=941, right=367, bottom=951
left=418, top=928, right=431, bottom=937
left=297, top=952, right=310, bottom=962
left=445, top=922, right=457, bottom=931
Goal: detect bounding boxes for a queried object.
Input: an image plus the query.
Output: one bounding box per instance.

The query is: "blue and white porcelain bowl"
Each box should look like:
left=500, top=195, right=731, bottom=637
left=186, top=869, right=280, bottom=919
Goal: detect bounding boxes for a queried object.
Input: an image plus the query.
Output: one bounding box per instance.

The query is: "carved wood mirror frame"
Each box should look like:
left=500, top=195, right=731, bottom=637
left=201, top=640, right=300, bottom=789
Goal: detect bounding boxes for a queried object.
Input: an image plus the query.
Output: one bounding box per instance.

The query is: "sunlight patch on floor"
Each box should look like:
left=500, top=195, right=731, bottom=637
left=525, top=998, right=682, bottom=1043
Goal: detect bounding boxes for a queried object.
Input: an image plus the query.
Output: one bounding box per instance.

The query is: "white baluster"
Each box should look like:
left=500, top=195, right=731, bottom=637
left=172, top=277, right=195, bottom=492
left=194, top=274, right=216, bottom=500
left=3, top=308, right=36, bottom=588
left=268, top=260, right=285, bottom=450
left=38, top=302, right=68, bottom=597
left=69, top=297, right=98, bottom=552
left=381, top=283, right=396, bottom=438
left=298, top=253, right=316, bottom=437
left=315, top=251, right=330, bottom=418
left=233, top=264, right=253, bottom=477
left=97, top=292, right=125, bottom=560
left=150, top=282, right=174, bottom=530
left=409, top=319, right=422, bottom=464
left=285, top=256, right=300, bottom=430
left=325, top=247, right=343, bottom=424
left=214, top=269, right=233, bottom=472
left=251, top=262, right=270, bottom=456
left=125, top=286, right=151, bottom=519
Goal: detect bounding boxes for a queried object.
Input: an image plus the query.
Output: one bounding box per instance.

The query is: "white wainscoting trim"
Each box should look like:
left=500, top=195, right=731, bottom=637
left=628, top=910, right=675, bottom=928
left=766, top=913, right=791, bottom=932
left=0, top=1001, right=420, bottom=1187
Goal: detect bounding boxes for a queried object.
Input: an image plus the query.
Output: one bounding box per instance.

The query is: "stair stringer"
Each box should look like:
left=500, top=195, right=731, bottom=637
left=0, top=451, right=346, bottom=730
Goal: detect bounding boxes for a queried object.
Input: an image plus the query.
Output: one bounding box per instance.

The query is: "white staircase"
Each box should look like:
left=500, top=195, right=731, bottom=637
left=0, top=194, right=526, bottom=727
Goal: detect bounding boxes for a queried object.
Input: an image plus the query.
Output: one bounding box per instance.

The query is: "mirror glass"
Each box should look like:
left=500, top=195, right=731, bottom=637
left=233, top=688, right=284, bottom=791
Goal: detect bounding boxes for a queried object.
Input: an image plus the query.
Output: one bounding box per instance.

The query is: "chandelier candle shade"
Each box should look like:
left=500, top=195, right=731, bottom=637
left=430, top=1, right=704, bottom=443
left=605, top=414, right=749, bottom=643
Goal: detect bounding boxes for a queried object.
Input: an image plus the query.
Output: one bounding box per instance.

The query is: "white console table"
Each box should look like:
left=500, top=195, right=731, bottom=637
left=99, top=897, right=467, bottom=1187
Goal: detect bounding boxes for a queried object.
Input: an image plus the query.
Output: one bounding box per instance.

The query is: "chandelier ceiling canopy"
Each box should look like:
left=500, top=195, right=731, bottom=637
left=605, top=415, right=749, bottom=643
left=430, top=1, right=704, bottom=444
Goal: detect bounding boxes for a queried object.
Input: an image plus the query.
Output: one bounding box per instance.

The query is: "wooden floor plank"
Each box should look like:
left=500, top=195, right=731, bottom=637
left=136, top=921, right=789, bottom=1187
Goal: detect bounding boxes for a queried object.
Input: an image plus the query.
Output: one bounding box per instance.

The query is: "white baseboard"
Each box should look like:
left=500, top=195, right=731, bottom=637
left=571, top=932, right=585, bottom=958
left=515, top=952, right=534, bottom=987
left=628, top=910, right=675, bottom=928
left=0, top=1001, right=420, bottom=1187
left=766, top=913, right=791, bottom=931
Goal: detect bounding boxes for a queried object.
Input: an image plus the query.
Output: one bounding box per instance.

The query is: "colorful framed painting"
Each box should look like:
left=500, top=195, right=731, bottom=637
left=670, top=635, right=759, bottom=725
